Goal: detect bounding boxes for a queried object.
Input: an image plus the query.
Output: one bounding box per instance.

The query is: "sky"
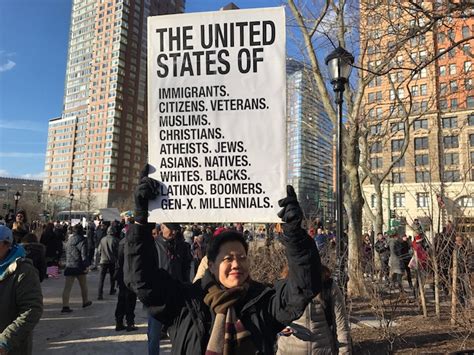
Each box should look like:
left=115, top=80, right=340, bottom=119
left=0, top=0, right=285, bottom=180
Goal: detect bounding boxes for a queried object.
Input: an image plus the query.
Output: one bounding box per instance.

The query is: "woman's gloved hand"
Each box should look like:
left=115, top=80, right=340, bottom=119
left=277, top=185, right=304, bottom=236
left=134, top=164, right=160, bottom=224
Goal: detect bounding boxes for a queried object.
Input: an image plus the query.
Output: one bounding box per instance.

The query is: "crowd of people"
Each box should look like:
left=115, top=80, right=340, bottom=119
left=0, top=179, right=472, bottom=354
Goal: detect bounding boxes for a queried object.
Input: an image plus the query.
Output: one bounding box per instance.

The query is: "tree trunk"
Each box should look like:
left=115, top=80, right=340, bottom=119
left=451, top=249, right=458, bottom=325
left=432, top=250, right=441, bottom=318
left=345, top=127, right=367, bottom=297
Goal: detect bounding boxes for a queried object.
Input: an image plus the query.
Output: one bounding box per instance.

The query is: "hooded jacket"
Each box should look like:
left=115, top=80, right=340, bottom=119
left=0, top=245, right=43, bottom=355
left=98, top=228, right=119, bottom=264
left=125, top=223, right=321, bottom=355
left=64, top=233, right=88, bottom=275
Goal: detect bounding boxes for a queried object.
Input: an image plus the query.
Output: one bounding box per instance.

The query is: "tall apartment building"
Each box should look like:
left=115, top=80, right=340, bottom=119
left=43, top=0, right=185, bottom=209
left=287, top=58, right=334, bottom=222
left=360, top=0, right=473, bottom=236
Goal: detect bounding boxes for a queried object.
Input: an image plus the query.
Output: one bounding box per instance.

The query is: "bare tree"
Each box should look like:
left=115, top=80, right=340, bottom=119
left=286, top=0, right=473, bottom=296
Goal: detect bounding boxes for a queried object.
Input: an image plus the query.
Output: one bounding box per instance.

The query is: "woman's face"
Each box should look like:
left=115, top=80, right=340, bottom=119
left=209, top=241, right=249, bottom=289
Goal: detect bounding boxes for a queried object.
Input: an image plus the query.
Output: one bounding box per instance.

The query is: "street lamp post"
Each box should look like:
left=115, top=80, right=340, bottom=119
left=14, top=191, right=21, bottom=214
left=69, top=192, right=74, bottom=224
left=325, top=46, right=354, bottom=273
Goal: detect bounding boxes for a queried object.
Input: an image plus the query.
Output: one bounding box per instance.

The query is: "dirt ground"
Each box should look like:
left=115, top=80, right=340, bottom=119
left=350, top=295, right=474, bottom=354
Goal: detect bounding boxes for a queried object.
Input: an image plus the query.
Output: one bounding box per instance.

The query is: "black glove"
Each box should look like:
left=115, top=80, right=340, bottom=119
left=134, top=164, right=160, bottom=224
left=277, top=185, right=304, bottom=236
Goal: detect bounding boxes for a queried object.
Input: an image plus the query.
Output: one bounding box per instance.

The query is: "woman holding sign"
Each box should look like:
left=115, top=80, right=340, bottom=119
left=124, top=166, right=321, bottom=354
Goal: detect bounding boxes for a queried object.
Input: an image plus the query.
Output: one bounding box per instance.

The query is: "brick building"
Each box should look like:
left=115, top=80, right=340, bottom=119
left=43, top=0, right=185, bottom=209
left=359, top=0, right=473, bottom=237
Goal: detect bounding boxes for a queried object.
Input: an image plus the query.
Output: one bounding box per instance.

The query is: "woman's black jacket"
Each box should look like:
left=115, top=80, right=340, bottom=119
left=125, top=223, right=321, bottom=355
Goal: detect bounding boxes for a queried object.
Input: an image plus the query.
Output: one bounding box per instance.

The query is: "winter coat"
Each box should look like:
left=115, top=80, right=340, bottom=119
left=41, top=230, right=63, bottom=261
left=388, top=238, right=402, bottom=275
left=98, top=233, right=119, bottom=265
left=23, top=242, right=47, bottom=282
left=94, top=226, right=107, bottom=248
left=277, top=281, right=351, bottom=355
left=0, top=257, right=43, bottom=355
left=374, top=239, right=389, bottom=262
left=86, top=223, right=96, bottom=251
left=154, top=236, right=192, bottom=283
left=412, top=241, right=428, bottom=270
left=124, top=223, right=322, bottom=355
left=64, top=233, right=89, bottom=276
left=114, top=238, right=126, bottom=284
left=400, top=240, right=412, bottom=263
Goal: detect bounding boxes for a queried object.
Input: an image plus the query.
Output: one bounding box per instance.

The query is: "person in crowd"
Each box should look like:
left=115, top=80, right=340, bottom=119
left=0, top=225, right=43, bottom=355
left=147, top=222, right=192, bottom=355
left=277, top=265, right=351, bottom=355
left=192, top=234, right=204, bottom=279
left=124, top=169, right=322, bottom=354
left=120, top=211, right=134, bottom=240
left=362, top=233, right=373, bottom=278
left=114, top=233, right=138, bottom=332
left=183, top=226, right=194, bottom=245
left=374, top=232, right=390, bottom=281
left=61, top=224, right=92, bottom=313
left=91, top=221, right=108, bottom=270
left=412, top=234, right=429, bottom=270
left=314, top=228, right=328, bottom=252
left=97, top=225, right=120, bottom=300
left=400, top=234, right=413, bottom=289
left=21, top=233, right=47, bottom=282
left=41, top=222, right=63, bottom=268
left=4, top=209, right=15, bottom=227
left=387, top=231, right=403, bottom=291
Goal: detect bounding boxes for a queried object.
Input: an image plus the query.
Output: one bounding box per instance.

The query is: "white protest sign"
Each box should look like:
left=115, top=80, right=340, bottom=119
left=148, top=7, right=286, bottom=223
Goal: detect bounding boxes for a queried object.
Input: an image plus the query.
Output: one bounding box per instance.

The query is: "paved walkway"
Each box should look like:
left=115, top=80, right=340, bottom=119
left=33, top=269, right=171, bottom=354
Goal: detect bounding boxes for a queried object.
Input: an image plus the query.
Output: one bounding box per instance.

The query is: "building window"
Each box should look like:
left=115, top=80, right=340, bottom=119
left=415, top=154, right=429, bottom=166
left=414, top=119, right=428, bottom=130
left=417, top=193, right=429, bottom=208
left=465, top=61, right=472, bottom=73
left=444, top=170, right=460, bottom=182
left=416, top=171, right=430, bottom=183
left=470, top=115, right=474, bottom=126
left=439, top=65, right=446, bottom=76
left=414, top=137, right=428, bottom=150
left=443, top=135, right=459, bottom=148
left=470, top=134, right=474, bottom=147
left=466, top=78, right=473, bottom=91
left=450, top=80, right=458, bottom=93
left=449, top=64, right=456, bottom=75
left=392, top=155, right=405, bottom=167
left=444, top=152, right=459, bottom=165
left=370, top=157, right=383, bottom=169
left=471, top=151, right=474, bottom=164
left=451, top=98, right=458, bottom=109
left=391, top=139, right=404, bottom=152
left=467, top=96, right=474, bottom=108
left=370, top=194, right=376, bottom=208
left=391, top=122, right=405, bottom=132
left=392, top=172, right=405, bottom=184
left=462, top=26, right=470, bottom=39
left=393, top=193, right=405, bottom=208
left=420, top=84, right=427, bottom=96
left=442, top=116, right=457, bottom=128
left=370, top=124, right=382, bottom=135
left=371, top=141, right=382, bottom=153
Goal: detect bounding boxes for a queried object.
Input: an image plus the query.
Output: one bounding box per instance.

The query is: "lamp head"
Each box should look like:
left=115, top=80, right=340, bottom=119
left=325, top=46, right=354, bottom=86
